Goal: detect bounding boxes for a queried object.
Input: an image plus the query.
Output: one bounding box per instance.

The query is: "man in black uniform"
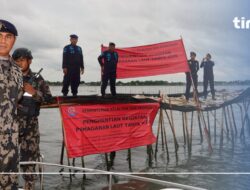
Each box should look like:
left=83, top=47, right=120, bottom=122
left=200, top=53, right=215, bottom=100
left=185, top=52, right=199, bottom=101
left=98, top=42, right=119, bottom=97
left=62, top=34, right=84, bottom=96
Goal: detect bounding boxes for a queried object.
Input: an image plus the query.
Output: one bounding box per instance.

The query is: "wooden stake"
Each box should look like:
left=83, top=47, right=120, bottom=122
left=214, top=110, right=217, bottom=143
left=184, top=112, right=190, bottom=153
left=190, top=111, right=194, bottom=153
left=207, top=111, right=211, bottom=139
left=197, top=111, right=203, bottom=143
left=161, top=113, right=169, bottom=161
left=128, top=149, right=132, bottom=170
left=182, top=112, right=187, bottom=146
left=223, top=107, right=230, bottom=136
left=154, top=109, right=162, bottom=159
left=164, top=109, right=179, bottom=152
left=81, top=157, right=86, bottom=180
left=230, top=105, right=237, bottom=136
left=105, top=153, right=110, bottom=171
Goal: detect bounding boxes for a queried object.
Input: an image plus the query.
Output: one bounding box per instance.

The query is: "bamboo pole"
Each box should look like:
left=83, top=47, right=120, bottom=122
left=207, top=111, right=211, bottom=140
left=72, top=158, right=76, bottom=177
left=128, top=149, right=132, bottom=170
left=154, top=109, right=162, bottom=159
left=164, top=109, right=179, bottom=152
left=161, top=112, right=170, bottom=161
left=190, top=111, right=194, bottom=153
left=200, top=111, right=212, bottom=152
left=219, top=108, right=224, bottom=153
left=214, top=110, right=217, bottom=143
left=81, top=157, right=86, bottom=180
left=184, top=112, right=190, bottom=153
left=160, top=109, right=165, bottom=151
left=237, top=103, right=245, bottom=139
left=242, top=100, right=250, bottom=136
left=223, top=107, right=229, bottom=136
left=147, top=145, right=153, bottom=167
left=59, top=140, right=65, bottom=174
left=197, top=111, right=203, bottom=143
left=67, top=158, right=72, bottom=182
left=168, top=98, right=179, bottom=151
left=57, top=97, right=73, bottom=181
left=227, top=106, right=235, bottom=142
left=230, top=105, right=237, bottom=136
left=182, top=112, right=187, bottom=146
left=105, top=153, right=110, bottom=171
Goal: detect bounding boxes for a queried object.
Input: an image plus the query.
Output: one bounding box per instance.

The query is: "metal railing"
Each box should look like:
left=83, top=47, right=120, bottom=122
left=20, top=161, right=207, bottom=190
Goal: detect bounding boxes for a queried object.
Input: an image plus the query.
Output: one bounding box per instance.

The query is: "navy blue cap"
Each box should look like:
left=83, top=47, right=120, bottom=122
left=12, top=48, right=33, bottom=60
left=70, top=34, right=78, bottom=39
left=0, top=19, right=18, bottom=36
left=190, top=51, right=196, bottom=56
left=109, top=42, right=116, bottom=46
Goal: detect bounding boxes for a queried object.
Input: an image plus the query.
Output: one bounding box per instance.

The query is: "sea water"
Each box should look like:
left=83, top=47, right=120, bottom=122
left=34, top=85, right=250, bottom=190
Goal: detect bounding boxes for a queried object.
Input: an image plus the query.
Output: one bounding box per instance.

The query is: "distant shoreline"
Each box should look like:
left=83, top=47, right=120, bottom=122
left=46, top=80, right=250, bottom=86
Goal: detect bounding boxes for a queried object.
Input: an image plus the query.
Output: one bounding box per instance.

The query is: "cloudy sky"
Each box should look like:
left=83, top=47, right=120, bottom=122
left=1, top=0, right=250, bottom=82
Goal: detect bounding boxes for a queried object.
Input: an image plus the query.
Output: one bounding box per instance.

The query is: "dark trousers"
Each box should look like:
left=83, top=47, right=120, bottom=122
left=62, top=72, right=80, bottom=96
left=185, top=73, right=198, bottom=100
left=203, top=75, right=215, bottom=99
left=101, top=72, right=116, bottom=96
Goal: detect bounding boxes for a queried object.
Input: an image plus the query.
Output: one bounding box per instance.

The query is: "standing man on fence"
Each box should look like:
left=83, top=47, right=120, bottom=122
left=200, top=53, right=216, bottom=100
left=62, top=34, right=84, bottom=97
left=98, top=42, right=119, bottom=97
left=0, top=19, right=23, bottom=190
left=185, top=51, right=199, bottom=101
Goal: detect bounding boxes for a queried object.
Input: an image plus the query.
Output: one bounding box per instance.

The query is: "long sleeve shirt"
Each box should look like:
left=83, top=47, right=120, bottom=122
left=98, top=50, right=119, bottom=74
left=62, top=44, right=84, bottom=72
left=0, top=56, right=23, bottom=134
left=187, top=59, right=199, bottom=76
left=200, top=60, right=214, bottom=78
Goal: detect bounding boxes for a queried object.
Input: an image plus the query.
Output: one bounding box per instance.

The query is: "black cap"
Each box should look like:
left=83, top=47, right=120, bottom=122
left=109, top=42, right=115, bottom=46
left=12, top=48, right=33, bottom=60
left=70, top=34, right=78, bottom=39
left=207, top=53, right=211, bottom=58
left=0, top=20, right=18, bottom=36
left=190, top=51, right=196, bottom=56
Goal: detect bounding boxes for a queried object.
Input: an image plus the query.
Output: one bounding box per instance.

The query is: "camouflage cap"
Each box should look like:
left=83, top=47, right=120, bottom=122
left=0, top=19, right=18, bottom=36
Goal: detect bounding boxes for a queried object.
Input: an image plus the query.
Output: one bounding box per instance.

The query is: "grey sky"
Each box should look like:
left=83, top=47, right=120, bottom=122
left=1, top=0, right=250, bottom=82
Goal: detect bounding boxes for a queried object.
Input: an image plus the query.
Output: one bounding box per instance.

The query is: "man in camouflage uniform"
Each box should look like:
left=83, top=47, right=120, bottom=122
left=12, top=48, right=52, bottom=190
left=0, top=20, right=23, bottom=190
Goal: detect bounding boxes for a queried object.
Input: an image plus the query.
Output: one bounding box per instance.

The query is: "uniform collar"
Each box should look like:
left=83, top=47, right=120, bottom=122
left=0, top=55, right=11, bottom=61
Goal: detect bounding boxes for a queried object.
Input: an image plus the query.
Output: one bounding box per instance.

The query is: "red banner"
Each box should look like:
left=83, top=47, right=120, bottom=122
left=102, top=39, right=189, bottom=79
left=60, top=103, right=159, bottom=158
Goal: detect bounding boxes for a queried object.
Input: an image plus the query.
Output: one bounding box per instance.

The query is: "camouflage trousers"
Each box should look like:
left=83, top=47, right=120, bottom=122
left=0, top=132, right=19, bottom=190
left=19, top=116, right=40, bottom=185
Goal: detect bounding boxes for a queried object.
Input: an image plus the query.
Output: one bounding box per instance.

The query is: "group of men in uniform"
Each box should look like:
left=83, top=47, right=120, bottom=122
left=0, top=19, right=119, bottom=190
left=185, top=51, right=215, bottom=101
left=61, top=35, right=119, bottom=98
left=0, top=19, right=52, bottom=190
left=0, top=18, right=216, bottom=190
left=62, top=35, right=216, bottom=101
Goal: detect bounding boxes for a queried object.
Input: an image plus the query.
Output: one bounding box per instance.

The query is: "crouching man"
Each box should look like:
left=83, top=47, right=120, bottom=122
left=12, top=48, right=52, bottom=190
